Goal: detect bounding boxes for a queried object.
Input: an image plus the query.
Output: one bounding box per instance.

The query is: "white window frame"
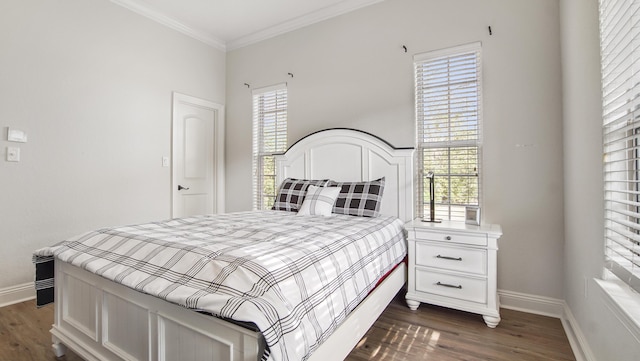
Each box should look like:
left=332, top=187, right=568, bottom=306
left=600, top=0, right=640, bottom=293
left=414, top=42, right=483, bottom=222
left=252, top=83, right=287, bottom=210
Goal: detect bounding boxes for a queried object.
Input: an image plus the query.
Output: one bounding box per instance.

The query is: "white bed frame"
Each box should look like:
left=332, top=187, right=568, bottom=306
left=51, top=128, right=414, bottom=361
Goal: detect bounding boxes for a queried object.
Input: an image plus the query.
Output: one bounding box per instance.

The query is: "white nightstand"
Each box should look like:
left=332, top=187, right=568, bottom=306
left=404, top=219, right=503, bottom=328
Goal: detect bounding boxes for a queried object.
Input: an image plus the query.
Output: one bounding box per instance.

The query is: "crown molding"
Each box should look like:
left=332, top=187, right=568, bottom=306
left=226, top=0, right=384, bottom=51
left=110, top=0, right=227, bottom=51
left=111, top=0, right=383, bottom=53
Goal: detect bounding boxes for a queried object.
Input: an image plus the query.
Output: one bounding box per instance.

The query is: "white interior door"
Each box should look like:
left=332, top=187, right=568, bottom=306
left=172, top=93, right=225, bottom=218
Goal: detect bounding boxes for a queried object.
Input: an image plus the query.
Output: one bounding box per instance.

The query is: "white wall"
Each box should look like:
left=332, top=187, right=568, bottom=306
left=226, top=0, right=565, bottom=299
left=561, top=0, right=640, bottom=359
left=0, top=0, right=225, bottom=289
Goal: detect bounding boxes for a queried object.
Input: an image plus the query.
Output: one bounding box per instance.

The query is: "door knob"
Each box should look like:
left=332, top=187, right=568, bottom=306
left=178, top=185, right=190, bottom=191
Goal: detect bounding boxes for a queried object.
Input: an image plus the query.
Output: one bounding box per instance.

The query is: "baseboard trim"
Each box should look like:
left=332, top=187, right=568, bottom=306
left=0, top=282, right=36, bottom=308
left=498, top=289, right=593, bottom=361
left=498, top=289, right=564, bottom=318
left=561, top=302, right=596, bottom=361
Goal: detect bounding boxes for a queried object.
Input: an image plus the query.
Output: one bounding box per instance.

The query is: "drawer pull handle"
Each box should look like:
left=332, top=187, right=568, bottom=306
left=436, top=282, right=462, bottom=289
left=436, top=255, right=463, bottom=261
left=445, top=236, right=452, bottom=240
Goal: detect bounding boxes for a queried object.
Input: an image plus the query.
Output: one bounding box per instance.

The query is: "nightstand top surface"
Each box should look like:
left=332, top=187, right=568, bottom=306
left=405, top=219, right=502, bottom=237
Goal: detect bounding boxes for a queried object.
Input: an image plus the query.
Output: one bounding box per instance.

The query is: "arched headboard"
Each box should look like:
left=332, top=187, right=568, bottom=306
left=275, top=128, right=415, bottom=221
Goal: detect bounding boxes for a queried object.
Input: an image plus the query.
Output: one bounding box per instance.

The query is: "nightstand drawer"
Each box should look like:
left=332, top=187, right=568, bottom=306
left=415, top=269, right=487, bottom=304
left=413, top=228, right=487, bottom=246
left=414, top=243, right=486, bottom=275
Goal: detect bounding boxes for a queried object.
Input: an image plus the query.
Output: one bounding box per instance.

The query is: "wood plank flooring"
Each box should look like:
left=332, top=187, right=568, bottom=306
left=0, top=291, right=575, bottom=361
left=346, top=292, right=576, bottom=361
left=0, top=299, right=82, bottom=361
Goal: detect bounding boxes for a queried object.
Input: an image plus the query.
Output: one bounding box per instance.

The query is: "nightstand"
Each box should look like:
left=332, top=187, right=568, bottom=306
left=404, top=219, right=503, bottom=328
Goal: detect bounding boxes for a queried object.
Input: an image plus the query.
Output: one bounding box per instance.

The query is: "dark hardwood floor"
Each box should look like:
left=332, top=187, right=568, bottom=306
left=0, top=299, right=82, bottom=361
left=0, top=291, right=575, bottom=361
left=346, top=292, right=576, bottom=361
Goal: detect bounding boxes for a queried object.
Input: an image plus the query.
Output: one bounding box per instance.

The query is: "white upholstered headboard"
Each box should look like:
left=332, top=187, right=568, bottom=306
left=275, top=128, right=414, bottom=222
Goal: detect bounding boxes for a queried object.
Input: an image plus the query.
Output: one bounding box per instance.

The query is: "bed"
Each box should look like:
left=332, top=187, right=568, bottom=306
left=35, top=128, right=414, bottom=361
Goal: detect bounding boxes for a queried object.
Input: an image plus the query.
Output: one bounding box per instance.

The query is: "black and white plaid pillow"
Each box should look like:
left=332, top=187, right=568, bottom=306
left=327, top=177, right=385, bottom=217
left=297, top=185, right=341, bottom=216
left=272, top=178, right=330, bottom=212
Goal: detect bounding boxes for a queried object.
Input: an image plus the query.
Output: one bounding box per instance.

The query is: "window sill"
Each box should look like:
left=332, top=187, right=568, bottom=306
left=594, top=271, right=640, bottom=341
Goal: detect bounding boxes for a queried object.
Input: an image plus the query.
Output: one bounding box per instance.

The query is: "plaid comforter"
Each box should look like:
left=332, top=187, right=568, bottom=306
left=34, top=211, right=406, bottom=361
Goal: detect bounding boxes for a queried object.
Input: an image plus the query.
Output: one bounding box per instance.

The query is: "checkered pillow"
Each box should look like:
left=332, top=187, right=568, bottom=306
left=272, top=178, right=330, bottom=212
left=327, top=177, right=385, bottom=217
left=297, top=185, right=341, bottom=216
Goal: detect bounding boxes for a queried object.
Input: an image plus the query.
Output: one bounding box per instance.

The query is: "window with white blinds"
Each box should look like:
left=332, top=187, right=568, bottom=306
left=252, top=83, right=287, bottom=210
left=600, top=0, right=640, bottom=293
left=415, top=42, right=482, bottom=221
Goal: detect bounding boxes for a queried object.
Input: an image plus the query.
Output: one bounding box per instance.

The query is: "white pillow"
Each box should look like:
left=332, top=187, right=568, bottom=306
left=297, top=185, right=341, bottom=216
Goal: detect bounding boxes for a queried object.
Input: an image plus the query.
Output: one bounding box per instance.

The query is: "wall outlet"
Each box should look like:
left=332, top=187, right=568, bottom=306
left=7, top=147, right=20, bottom=162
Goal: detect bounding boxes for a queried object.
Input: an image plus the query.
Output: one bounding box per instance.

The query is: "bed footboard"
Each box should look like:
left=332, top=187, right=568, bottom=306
left=52, top=258, right=406, bottom=361
left=52, top=261, right=265, bottom=361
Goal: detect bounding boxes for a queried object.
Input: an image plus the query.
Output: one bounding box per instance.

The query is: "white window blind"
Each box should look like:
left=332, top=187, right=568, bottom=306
left=600, top=0, right=640, bottom=293
left=415, top=42, right=482, bottom=221
left=252, top=83, right=287, bottom=210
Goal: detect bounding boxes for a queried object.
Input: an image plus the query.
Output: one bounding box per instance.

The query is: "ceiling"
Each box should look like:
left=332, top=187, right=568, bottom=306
left=111, top=0, right=383, bottom=51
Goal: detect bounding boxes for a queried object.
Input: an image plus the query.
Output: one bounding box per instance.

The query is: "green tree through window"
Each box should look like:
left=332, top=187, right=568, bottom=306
left=415, top=43, right=482, bottom=221
left=252, top=84, right=287, bottom=210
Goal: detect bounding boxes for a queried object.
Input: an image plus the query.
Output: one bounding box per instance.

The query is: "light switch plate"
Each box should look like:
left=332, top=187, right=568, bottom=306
left=8, top=128, right=27, bottom=143
left=162, top=156, right=169, bottom=167
left=7, top=147, right=20, bottom=162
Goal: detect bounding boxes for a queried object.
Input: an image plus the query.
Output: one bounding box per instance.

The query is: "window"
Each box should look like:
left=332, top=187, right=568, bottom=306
left=252, top=83, right=287, bottom=210
left=414, top=43, right=482, bottom=221
left=600, top=0, right=640, bottom=292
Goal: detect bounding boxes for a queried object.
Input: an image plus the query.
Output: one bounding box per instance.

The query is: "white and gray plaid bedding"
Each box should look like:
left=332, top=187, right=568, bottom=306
left=35, top=210, right=406, bottom=361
